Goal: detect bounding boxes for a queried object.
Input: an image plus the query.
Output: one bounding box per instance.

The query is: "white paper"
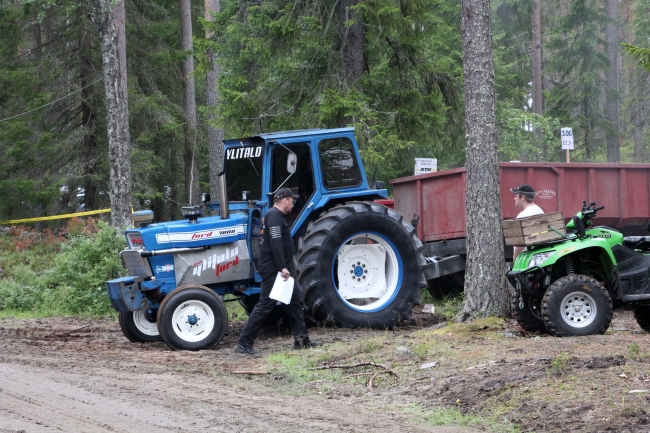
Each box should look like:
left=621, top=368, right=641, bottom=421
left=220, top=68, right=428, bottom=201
left=269, top=272, right=294, bottom=304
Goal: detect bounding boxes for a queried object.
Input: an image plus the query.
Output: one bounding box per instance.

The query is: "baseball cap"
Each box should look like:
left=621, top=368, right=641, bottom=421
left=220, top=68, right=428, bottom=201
left=274, top=187, right=299, bottom=200
left=510, top=184, right=535, bottom=198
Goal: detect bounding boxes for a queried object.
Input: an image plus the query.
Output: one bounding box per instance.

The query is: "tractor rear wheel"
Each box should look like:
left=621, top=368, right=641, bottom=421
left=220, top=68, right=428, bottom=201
left=119, top=303, right=161, bottom=343
left=296, top=202, right=426, bottom=329
left=542, top=274, right=612, bottom=337
left=157, top=285, right=228, bottom=351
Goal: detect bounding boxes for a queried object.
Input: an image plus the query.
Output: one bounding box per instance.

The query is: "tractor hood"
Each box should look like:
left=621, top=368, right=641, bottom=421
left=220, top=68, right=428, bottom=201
left=126, top=213, right=248, bottom=250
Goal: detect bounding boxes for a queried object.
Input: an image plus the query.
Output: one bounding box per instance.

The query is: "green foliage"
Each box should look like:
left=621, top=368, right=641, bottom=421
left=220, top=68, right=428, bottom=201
left=545, top=0, right=609, bottom=161
left=498, top=108, right=562, bottom=162
left=551, top=352, right=570, bottom=374
left=203, top=0, right=466, bottom=184
left=624, top=44, right=650, bottom=72
left=0, top=220, right=125, bottom=316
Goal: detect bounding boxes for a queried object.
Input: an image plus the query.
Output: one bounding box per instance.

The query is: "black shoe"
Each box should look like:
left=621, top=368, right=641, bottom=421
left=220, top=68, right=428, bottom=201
left=293, top=338, right=322, bottom=349
left=235, top=343, right=258, bottom=355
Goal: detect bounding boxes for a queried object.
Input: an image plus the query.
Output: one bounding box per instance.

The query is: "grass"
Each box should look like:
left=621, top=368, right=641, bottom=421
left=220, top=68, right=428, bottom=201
left=402, top=403, right=521, bottom=433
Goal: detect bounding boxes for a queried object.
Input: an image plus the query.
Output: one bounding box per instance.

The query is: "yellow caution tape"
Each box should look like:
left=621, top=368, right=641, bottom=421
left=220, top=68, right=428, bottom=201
left=1, top=208, right=112, bottom=224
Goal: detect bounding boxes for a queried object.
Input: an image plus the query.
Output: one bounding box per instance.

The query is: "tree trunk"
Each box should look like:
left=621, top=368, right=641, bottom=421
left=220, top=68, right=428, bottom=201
left=605, top=0, right=620, bottom=162
left=87, top=0, right=132, bottom=229
left=338, top=0, right=364, bottom=89
left=532, top=0, right=543, bottom=117
left=79, top=5, right=99, bottom=210
left=459, top=0, right=508, bottom=321
left=180, top=0, right=200, bottom=205
left=205, top=0, right=224, bottom=203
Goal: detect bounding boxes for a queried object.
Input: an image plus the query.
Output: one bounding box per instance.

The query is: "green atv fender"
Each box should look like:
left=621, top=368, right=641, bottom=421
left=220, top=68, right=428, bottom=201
left=513, top=235, right=619, bottom=279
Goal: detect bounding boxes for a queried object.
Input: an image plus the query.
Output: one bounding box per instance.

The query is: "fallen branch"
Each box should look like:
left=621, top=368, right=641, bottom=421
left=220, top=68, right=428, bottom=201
left=309, top=362, right=391, bottom=371
left=367, top=370, right=399, bottom=390
left=231, top=370, right=267, bottom=375
left=309, top=361, right=400, bottom=390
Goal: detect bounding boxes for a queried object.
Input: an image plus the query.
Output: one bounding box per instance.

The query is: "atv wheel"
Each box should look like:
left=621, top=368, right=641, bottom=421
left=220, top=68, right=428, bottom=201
left=633, top=307, right=650, bottom=333
left=542, top=275, right=612, bottom=337
left=157, top=285, right=228, bottom=351
left=119, top=303, right=161, bottom=343
left=297, top=202, right=426, bottom=329
left=511, top=292, right=545, bottom=332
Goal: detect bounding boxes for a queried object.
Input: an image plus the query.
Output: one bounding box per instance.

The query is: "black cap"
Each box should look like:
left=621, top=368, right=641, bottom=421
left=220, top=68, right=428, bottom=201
left=274, top=187, right=299, bottom=200
left=510, top=184, right=535, bottom=198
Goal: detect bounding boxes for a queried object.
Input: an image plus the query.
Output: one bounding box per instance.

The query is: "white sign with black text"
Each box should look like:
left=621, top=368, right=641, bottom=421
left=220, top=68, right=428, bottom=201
left=414, top=158, right=437, bottom=175
left=561, top=127, right=574, bottom=150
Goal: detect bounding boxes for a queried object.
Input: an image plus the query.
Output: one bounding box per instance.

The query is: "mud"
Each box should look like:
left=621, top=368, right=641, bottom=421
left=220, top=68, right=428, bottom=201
left=0, top=316, right=481, bottom=433
left=0, top=310, right=649, bottom=432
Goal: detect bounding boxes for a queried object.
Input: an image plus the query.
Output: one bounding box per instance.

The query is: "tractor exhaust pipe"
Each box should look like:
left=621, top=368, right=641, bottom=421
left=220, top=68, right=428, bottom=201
left=218, top=172, right=229, bottom=219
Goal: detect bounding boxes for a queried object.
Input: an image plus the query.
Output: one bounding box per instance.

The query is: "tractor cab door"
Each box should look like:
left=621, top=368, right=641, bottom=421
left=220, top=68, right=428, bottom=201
left=270, top=142, right=315, bottom=227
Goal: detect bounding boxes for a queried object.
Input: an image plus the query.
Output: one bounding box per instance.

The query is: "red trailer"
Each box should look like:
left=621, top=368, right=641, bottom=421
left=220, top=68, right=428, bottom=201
left=390, top=163, right=650, bottom=288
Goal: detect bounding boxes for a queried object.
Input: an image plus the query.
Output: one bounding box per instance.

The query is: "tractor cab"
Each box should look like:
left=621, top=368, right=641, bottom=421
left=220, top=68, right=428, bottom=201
left=222, top=128, right=375, bottom=233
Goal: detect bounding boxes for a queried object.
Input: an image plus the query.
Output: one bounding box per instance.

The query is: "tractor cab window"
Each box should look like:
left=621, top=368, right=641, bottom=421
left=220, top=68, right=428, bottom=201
left=318, top=137, right=363, bottom=189
left=223, top=143, right=264, bottom=201
left=271, top=142, right=314, bottom=226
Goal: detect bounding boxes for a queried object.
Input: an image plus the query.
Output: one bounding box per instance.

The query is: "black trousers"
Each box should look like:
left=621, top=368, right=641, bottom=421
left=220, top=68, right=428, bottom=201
left=238, top=271, right=309, bottom=347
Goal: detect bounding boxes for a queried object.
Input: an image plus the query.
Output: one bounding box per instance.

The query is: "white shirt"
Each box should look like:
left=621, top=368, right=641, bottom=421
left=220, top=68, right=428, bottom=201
left=517, top=204, right=544, bottom=218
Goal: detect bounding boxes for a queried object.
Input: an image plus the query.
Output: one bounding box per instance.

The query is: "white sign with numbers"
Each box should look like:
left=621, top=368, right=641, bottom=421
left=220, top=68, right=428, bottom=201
left=561, top=127, right=574, bottom=150
left=414, top=158, right=437, bottom=175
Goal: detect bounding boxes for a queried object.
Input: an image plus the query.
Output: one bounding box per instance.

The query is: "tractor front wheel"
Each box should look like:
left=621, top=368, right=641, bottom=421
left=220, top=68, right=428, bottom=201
left=542, top=274, right=612, bottom=337
left=119, top=303, right=161, bottom=343
left=157, top=285, right=228, bottom=351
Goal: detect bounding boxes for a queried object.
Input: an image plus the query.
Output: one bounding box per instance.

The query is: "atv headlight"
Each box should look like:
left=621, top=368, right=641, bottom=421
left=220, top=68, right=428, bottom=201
left=528, top=251, right=554, bottom=268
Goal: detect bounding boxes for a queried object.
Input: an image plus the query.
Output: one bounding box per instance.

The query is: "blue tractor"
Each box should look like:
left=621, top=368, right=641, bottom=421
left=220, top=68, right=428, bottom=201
left=106, top=128, right=427, bottom=351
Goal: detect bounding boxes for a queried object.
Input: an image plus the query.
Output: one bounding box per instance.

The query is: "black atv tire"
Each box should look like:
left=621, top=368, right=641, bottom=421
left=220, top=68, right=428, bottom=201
left=296, top=201, right=426, bottom=329
left=157, top=285, right=228, bottom=351
left=542, top=274, right=612, bottom=337
left=633, top=307, right=650, bottom=333
left=511, top=292, right=545, bottom=333
left=118, top=304, right=161, bottom=343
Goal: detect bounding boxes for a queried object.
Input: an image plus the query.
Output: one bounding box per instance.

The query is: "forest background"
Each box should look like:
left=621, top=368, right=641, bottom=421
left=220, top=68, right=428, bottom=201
left=1, top=0, right=650, bottom=223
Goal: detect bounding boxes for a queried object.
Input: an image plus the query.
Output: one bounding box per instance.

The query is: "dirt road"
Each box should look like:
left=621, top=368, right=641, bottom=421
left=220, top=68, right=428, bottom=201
left=0, top=317, right=482, bottom=433
left=2, top=311, right=650, bottom=433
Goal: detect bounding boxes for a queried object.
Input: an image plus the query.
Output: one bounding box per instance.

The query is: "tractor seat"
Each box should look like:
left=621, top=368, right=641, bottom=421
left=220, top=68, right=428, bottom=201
left=623, top=236, right=650, bottom=250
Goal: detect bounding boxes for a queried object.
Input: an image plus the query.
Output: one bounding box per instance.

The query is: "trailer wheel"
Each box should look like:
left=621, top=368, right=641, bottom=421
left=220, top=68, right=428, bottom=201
left=633, top=307, right=650, bottom=333
left=119, top=303, right=161, bottom=342
left=511, top=292, right=545, bottom=333
left=157, top=285, right=228, bottom=351
left=542, top=274, right=612, bottom=337
left=297, top=202, right=426, bottom=329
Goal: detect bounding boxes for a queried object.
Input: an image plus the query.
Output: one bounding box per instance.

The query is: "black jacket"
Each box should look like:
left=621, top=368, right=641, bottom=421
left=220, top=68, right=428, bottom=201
left=258, top=207, right=294, bottom=275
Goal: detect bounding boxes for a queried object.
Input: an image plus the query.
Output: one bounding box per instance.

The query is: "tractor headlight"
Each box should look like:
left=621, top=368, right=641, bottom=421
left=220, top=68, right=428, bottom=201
left=528, top=251, right=554, bottom=268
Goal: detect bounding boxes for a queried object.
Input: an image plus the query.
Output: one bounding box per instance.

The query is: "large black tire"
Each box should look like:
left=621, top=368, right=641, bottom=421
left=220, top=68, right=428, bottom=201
left=157, top=285, right=228, bottom=351
left=633, top=307, right=650, bottom=333
left=511, top=292, right=545, bottom=333
left=542, top=274, right=613, bottom=337
left=296, top=202, right=426, bottom=329
left=119, top=303, right=161, bottom=343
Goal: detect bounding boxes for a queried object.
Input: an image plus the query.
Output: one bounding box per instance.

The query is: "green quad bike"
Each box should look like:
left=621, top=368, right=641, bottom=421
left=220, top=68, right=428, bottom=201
left=506, top=201, right=650, bottom=337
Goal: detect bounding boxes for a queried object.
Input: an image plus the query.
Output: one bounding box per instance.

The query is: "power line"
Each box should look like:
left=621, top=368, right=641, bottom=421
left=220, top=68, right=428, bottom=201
left=0, top=77, right=104, bottom=124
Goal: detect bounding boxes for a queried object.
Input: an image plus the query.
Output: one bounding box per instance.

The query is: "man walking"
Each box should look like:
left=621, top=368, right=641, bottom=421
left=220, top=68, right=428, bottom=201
left=235, top=188, right=320, bottom=355
left=511, top=184, right=544, bottom=261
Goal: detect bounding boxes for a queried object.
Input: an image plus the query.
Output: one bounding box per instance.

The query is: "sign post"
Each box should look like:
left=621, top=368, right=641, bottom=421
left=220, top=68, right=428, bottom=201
left=561, top=127, right=574, bottom=163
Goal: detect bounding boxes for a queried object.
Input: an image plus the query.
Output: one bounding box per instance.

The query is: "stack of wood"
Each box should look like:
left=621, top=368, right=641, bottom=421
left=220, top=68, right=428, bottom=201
left=502, top=212, right=566, bottom=246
